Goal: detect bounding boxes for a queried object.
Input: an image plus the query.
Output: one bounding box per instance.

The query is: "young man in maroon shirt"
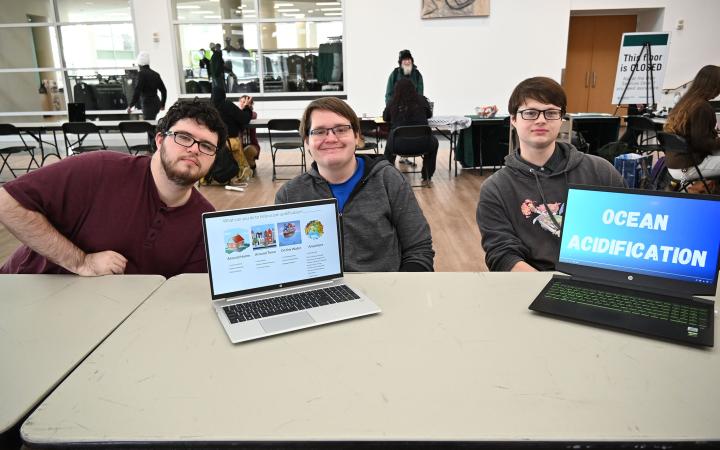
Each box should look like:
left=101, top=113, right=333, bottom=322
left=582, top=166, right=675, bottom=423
left=0, top=100, right=226, bottom=278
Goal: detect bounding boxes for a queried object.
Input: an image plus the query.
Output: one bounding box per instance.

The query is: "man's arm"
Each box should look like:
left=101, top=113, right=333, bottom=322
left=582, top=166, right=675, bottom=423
left=384, top=70, right=396, bottom=104
left=158, top=76, right=167, bottom=109
left=415, top=71, right=424, bottom=96
left=477, top=183, right=533, bottom=272
left=0, top=188, right=127, bottom=276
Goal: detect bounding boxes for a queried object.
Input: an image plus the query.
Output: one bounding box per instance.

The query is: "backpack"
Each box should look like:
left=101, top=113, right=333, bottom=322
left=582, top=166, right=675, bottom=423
left=598, top=141, right=632, bottom=163
left=205, top=144, right=238, bottom=184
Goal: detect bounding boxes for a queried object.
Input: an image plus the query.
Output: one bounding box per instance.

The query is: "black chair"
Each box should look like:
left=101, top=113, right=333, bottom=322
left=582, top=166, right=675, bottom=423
left=62, top=122, right=107, bottom=156
left=626, top=115, right=662, bottom=155
left=657, top=132, right=716, bottom=193
left=267, top=119, right=306, bottom=181
left=387, top=125, right=435, bottom=187
left=356, top=119, right=379, bottom=154
left=118, top=121, right=156, bottom=155
left=0, top=124, right=39, bottom=181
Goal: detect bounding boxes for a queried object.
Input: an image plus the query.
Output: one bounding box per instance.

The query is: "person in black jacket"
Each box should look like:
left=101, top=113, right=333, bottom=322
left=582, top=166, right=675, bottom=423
left=383, top=78, right=438, bottom=187
left=210, top=43, right=225, bottom=91
left=127, top=51, right=167, bottom=120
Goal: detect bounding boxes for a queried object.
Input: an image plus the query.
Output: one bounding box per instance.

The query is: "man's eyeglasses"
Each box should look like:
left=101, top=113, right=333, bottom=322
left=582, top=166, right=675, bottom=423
left=308, top=124, right=353, bottom=138
left=517, top=109, right=564, bottom=120
left=164, top=131, right=218, bottom=155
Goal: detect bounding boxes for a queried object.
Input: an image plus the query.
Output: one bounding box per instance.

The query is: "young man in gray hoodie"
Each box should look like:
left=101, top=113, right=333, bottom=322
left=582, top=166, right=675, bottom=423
left=477, top=77, right=625, bottom=272
left=275, top=97, right=434, bottom=272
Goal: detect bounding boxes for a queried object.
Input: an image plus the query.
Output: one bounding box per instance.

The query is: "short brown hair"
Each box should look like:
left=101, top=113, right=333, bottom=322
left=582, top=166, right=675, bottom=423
left=299, top=97, right=360, bottom=138
left=508, top=77, right=567, bottom=115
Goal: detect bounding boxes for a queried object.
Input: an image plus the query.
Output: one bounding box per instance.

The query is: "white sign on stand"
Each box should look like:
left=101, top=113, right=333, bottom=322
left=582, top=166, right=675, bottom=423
left=612, top=32, right=670, bottom=106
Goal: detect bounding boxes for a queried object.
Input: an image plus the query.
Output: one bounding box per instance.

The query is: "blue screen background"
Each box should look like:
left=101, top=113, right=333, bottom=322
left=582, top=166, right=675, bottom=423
left=559, top=189, right=720, bottom=284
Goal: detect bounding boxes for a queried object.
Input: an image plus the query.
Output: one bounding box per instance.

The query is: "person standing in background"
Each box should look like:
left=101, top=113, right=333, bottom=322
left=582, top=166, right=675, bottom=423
left=210, top=43, right=225, bottom=91
left=127, top=51, right=167, bottom=120
left=198, top=48, right=211, bottom=80
left=384, top=49, right=424, bottom=105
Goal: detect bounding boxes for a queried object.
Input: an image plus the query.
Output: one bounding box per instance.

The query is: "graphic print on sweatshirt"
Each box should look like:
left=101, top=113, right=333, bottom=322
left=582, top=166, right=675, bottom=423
left=520, top=199, right=565, bottom=237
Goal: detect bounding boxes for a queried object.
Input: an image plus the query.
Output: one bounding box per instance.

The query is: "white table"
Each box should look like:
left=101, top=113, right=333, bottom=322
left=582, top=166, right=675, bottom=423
left=0, top=275, right=165, bottom=434
left=429, top=115, right=473, bottom=176
left=20, top=273, right=720, bottom=446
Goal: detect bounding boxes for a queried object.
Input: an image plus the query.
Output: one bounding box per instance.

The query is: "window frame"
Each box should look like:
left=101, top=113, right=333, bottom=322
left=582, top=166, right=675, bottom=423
left=172, top=0, right=345, bottom=99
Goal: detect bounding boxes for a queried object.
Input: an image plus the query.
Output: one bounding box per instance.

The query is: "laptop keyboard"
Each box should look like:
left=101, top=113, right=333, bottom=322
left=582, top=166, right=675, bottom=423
left=223, top=285, right=360, bottom=324
left=543, top=279, right=710, bottom=330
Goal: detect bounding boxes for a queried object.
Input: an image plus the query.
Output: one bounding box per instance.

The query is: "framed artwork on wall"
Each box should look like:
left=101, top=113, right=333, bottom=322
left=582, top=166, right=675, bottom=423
left=422, top=0, right=490, bottom=19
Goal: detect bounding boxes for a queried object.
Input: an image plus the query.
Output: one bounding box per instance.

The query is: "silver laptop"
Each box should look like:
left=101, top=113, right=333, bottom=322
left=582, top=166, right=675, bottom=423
left=202, top=199, right=381, bottom=343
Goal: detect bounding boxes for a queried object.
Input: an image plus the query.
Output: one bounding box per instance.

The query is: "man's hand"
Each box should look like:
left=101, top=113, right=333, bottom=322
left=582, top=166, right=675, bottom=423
left=238, top=96, right=252, bottom=109
left=127, top=107, right=132, bottom=114
left=75, top=251, right=128, bottom=276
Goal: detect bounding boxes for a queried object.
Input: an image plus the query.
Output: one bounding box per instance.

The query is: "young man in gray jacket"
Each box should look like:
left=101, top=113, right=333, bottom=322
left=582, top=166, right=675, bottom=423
left=275, top=97, right=434, bottom=272
left=477, top=77, right=625, bottom=272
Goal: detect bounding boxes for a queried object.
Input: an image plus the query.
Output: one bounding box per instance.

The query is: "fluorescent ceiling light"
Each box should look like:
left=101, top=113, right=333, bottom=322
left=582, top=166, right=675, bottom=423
left=204, top=15, right=221, bottom=19
left=323, top=12, right=342, bottom=16
left=320, top=7, right=341, bottom=11
left=278, top=8, right=300, bottom=12
left=283, top=13, right=305, bottom=17
left=177, top=5, right=201, bottom=9
left=316, top=2, right=340, bottom=5
left=274, top=3, right=295, bottom=7
left=189, top=10, right=214, bottom=14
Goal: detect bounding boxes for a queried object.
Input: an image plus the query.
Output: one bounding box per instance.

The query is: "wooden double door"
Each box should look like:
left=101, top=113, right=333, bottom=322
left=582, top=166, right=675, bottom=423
left=564, top=15, right=637, bottom=114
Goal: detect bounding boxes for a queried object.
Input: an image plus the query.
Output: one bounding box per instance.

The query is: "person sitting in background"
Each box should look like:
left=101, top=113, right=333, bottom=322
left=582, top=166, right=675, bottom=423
left=127, top=51, right=167, bottom=120
left=663, top=65, right=720, bottom=187
left=0, top=100, right=225, bottom=277
left=383, top=78, right=438, bottom=187
left=477, top=76, right=625, bottom=272
left=275, top=97, right=434, bottom=272
left=209, top=86, right=255, bottom=182
left=210, top=87, right=257, bottom=184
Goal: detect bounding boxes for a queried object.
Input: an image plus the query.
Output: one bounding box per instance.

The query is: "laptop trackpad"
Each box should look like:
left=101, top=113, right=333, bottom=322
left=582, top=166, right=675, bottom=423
left=260, top=311, right=315, bottom=333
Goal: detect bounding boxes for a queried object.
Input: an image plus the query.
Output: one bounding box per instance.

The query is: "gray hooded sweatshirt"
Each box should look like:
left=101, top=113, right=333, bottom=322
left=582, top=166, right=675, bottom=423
left=477, top=142, right=625, bottom=271
left=275, top=155, right=434, bottom=272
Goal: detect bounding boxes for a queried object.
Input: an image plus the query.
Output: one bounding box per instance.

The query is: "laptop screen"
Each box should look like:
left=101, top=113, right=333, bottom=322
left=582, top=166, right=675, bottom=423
left=203, top=199, right=343, bottom=300
left=558, top=185, right=720, bottom=294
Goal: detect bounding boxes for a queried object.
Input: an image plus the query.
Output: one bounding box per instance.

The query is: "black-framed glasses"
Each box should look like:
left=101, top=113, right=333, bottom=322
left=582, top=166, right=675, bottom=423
left=164, top=131, right=218, bottom=155
left=517, top=109, right=564, bottom=120
left=308, top=124, right=353, bottom=138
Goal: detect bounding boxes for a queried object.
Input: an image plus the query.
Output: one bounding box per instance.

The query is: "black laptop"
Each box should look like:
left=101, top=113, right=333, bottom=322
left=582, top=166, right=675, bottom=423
left=530, top=185, right=720, bottom=347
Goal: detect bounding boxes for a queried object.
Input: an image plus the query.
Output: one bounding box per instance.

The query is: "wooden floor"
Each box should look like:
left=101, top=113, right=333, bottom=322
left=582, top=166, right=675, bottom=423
left=0, top=141, right=493, bottom=271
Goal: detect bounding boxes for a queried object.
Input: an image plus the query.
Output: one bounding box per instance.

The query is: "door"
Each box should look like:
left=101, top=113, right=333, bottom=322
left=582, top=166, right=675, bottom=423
left=564, top=15, right=637, bottom=114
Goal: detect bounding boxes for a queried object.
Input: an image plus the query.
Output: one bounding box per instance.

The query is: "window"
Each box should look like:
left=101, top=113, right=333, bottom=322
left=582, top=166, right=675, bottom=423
left=173, top=0, right=344, bottom=96
left=0, top=0, right=135, bottom=121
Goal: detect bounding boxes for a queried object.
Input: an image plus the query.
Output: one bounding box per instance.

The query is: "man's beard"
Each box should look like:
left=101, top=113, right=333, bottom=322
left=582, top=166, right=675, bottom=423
left=402, top=64, right=412, bottom=76
left=159, top=143, right=207, bottom=186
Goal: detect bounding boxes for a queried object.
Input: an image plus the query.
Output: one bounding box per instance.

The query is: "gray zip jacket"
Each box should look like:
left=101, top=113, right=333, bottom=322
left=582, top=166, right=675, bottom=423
left=275, top=156, right=434, bottom=272
left=477, top=142, right=626, bottom=271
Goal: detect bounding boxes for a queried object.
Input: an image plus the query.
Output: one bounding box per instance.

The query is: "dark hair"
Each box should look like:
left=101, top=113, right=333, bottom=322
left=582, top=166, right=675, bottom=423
left=665, top=65, right=720, bottom=135
left=508, top=77, right=567, bottom=115
left=299, top=97, right=359, bottom=138
left=387, top=78, right=424, bottom=123
left=157, top=99, right=227, bottom=147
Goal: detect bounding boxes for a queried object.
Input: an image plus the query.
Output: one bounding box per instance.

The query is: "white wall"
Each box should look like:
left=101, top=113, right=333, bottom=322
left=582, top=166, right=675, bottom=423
left=132, top=0, right=718, bottom=118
